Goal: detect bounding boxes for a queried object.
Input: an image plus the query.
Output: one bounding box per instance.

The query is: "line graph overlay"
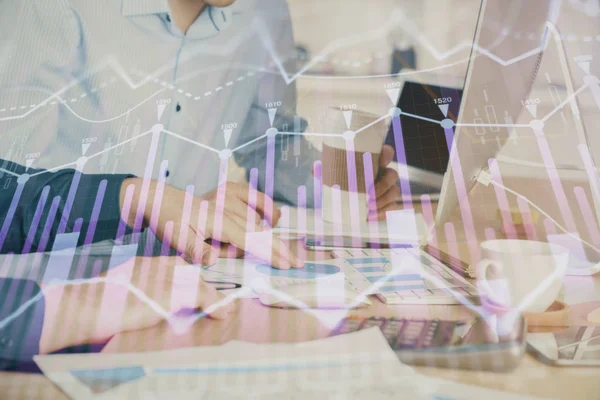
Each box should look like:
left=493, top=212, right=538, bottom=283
left=1, top=12, right=559, bottom=124
left=5, top=77, right=595, bottom=181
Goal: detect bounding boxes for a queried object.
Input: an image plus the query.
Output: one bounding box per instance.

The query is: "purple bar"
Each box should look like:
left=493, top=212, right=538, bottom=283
left=57, top=170, right=82, bottom=234
left=36, top=196, right=61, bottom=253
left=313, top=161, right=322, bottom=210
left=573, top=186, right=600, bottom=247
left=133, top=128, right=162, bottom=232
left=420, top=194, right=437, bottom=246
left=264, top=135, right=276, bottom=219
left=297, top=185, right=307, bottom=261
left=534, top=127, right=576, bottom=232
left=363, top=152, right=379, bottom=243
left=488, top=159, right=517, bottom=239
left=363, top=152, right=377, bottom=214
left=313, top=161, right=324, bottom=237
left=176, top=185, right=195, bottom=255
left=443, top=222, right=461, bottom=262
left=297, top=186, right=306, bottom=221
left=443, top=127, right=480, bottom=263
left=22, top=186, right=50, bottom=254
left=115, top=184, right=135, bottom=241
left=145, top=160, right=169, bottom=256
left=249, top=167, right=259, bottom=190
left=211, top=158, right=229, bottom=250
left=161, top=221, right=174, bottom=256
left=390, top=115, right=413, bottom=208
left=331, top=185, right=344, bottom=247
left=344, top=139, right=361, bottom=239
left=73, top=218, right=83, bottom=233
left=246, top=168, right=259, bottom=234
left=517, top=197, right=539, bottom=241
left=70, top=181, right=108, bottom=279
left=194, top=202, right=209, bottom=262
left=0, top=181, right=25, bottom=252
left=83, top=180, right=108, bottom=245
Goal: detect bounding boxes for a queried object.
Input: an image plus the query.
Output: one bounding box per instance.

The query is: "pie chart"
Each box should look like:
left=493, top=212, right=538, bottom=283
left=255, top=263, right=341, bottom=279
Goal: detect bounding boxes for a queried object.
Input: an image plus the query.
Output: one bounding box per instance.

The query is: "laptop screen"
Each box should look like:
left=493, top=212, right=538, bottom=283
left=384, top=81, right=463, bottom=176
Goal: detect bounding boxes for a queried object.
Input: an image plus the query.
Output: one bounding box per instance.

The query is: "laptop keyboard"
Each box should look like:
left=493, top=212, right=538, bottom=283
left=330, top=317, right=458, bottom=349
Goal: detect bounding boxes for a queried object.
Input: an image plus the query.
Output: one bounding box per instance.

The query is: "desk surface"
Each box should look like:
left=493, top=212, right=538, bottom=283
left=2, top=177, right=600, bottom=399
left=1, top=297, right=599, bottom=400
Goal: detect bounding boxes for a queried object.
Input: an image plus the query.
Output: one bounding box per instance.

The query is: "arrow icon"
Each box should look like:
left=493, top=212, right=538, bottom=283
left=81, top=143, right=91, bottom=156
left=157, top=103, right=167, bottom=121
left=268, top=108, right=277, bottom=127
left=343, top=110, right=353, bottom=129
left=223, top=128, right=233, bottom=148
left=525, top=104, right=538, bottom=118
left=386, top=88, right=400, bottom=105
left=578, top=61, right=591, bottom=75
left=575, top=55, right=592, bottom=75
left=438, top=104, right=449, bottom=118
left=25, top=159, right=34, bottom=172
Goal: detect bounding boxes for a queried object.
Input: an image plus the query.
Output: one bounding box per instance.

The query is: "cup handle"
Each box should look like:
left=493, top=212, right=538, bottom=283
left=476, top=258, right=504, bottom=306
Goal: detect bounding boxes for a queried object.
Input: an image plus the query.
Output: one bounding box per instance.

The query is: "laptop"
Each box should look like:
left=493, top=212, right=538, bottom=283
left=385, top=79, right=464, bottom=202
left=332, top=0, right=557, bottom=305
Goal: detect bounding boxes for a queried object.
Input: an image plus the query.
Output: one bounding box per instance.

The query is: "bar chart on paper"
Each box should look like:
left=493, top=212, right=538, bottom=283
left=334, top=248, right=477, bottom=305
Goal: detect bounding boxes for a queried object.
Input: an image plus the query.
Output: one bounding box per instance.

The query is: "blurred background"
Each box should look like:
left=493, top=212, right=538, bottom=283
left=286, top=0, right=600, bottom=179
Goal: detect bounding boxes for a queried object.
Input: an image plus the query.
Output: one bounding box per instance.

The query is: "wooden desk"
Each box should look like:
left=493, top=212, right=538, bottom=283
left=2, top=176, right=600, bottom=399
left=2, top=296, right=599, bottom=399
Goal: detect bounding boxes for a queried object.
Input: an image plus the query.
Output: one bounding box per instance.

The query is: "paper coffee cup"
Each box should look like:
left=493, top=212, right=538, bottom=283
left=320, top=108, right=390, bottom=224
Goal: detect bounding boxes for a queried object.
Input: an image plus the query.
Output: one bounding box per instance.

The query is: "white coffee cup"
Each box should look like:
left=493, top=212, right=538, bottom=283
left=476, top=240, right=569, bottom=313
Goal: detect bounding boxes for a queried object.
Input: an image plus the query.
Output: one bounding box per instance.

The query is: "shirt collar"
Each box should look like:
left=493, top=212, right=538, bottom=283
left=186, top=5, right=233, bottom=39
left=122, top=0, right=169, bottom=17
left=122, top=0, right=233, bottom=39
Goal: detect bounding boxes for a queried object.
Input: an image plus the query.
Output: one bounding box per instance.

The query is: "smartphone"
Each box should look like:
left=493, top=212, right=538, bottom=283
left=527, top=326, right=600, bottom=367
left=305, top=236, right=412, bottom=250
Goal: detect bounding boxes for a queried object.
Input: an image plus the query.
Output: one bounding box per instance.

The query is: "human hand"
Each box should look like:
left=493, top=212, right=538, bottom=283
left=121, top=179, right=304, bottom=269
left=368, top=144, right=401, bottom=221
left=39, top=256, right=234, bottom=354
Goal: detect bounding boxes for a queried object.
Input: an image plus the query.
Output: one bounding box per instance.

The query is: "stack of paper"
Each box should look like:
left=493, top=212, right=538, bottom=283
left=35, top=328, right=411, bottom=399
left=35, top=328, right=543, bottom=400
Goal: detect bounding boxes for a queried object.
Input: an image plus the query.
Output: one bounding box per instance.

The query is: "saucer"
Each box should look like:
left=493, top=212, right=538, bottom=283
left=523, top=300, right=570, bottom=330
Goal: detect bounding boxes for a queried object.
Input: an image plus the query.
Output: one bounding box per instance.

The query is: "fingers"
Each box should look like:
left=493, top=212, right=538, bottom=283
left=197, top=279, right=234, bottom=320
left=231, top=183, right=280, bottom=227
left=245, top=231, right=304, bottom=269
left=220, top=193, right=262, bottom=225
left=183, top=227, right=212, bottom=265
left=219, top=243, right=245, bottom=259
left=369, top=168, right=400, bottom=218
left=371, top=184, right=401, bottom=212
left=380, top=144, right=395, bottom=167
left=206, top=208, right=302, bottom=269
left=271, top=237, right=304, bottom=269
left=374, top=168, right=400, bottom=197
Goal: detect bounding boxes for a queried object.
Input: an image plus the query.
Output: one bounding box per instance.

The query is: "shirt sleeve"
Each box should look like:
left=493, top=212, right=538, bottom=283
left=0, top=278, right=46, bottom=372
left=0, top=159, right=134, bottom=254
left=232, top=0, right=320, bottom=208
